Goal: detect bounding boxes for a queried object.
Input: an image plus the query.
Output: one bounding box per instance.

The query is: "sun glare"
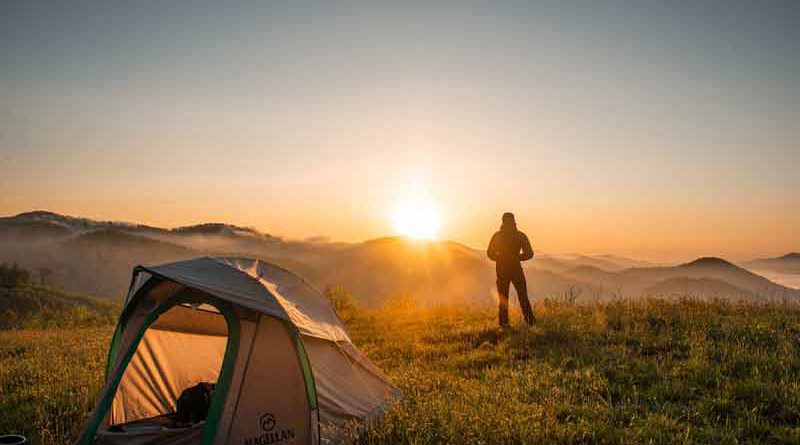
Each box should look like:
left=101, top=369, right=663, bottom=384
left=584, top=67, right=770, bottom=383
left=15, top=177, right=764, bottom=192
left=390, top=190, right=442, bottom=240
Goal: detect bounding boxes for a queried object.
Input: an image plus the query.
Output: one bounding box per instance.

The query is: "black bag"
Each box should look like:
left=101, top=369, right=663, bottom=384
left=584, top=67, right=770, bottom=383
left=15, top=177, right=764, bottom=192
left=175, top=382, right=215, bottom=424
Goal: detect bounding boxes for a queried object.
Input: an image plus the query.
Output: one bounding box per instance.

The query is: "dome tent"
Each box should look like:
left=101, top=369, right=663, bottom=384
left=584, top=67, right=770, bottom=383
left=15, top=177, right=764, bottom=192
left=76, top=257, right=399, bottom=445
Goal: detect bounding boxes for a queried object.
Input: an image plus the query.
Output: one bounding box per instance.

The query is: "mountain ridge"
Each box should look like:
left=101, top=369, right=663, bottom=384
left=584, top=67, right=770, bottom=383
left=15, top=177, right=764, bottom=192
left=5, top=210, right=270, bottom=240
left=1, top=210, right=798, bottom=304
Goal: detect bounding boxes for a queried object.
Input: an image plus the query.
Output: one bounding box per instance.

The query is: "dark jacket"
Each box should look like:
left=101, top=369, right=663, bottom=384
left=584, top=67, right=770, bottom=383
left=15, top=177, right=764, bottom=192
left=487, top=224, right=534, bottom=274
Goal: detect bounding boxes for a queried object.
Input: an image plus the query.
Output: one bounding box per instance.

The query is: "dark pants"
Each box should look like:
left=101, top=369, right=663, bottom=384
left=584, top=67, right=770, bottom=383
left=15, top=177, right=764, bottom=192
left=497, top=268, right=534, bottom=326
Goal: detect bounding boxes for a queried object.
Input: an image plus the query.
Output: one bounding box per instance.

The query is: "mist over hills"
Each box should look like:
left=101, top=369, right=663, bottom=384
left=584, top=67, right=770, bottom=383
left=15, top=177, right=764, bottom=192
left=558, top=257, right=797, bottom=301
left=744, top=253, right=800, bottom=274
left=1, top=211, right=798, bottom=305
left=531, top=253, right=653, bottom=273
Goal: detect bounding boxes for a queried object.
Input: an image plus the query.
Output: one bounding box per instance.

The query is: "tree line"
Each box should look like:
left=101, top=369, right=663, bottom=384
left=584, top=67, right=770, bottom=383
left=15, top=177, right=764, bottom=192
left=0, top=263, right=54, bottom=288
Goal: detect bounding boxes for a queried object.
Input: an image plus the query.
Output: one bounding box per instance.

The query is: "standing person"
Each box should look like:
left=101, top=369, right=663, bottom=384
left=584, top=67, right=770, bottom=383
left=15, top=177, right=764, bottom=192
left=487, top=212, right=535, bottom=327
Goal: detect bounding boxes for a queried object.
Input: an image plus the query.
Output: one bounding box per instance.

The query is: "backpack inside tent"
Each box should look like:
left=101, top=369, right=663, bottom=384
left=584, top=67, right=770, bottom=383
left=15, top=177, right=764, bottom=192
left=75, top=257, right=400, bottom=445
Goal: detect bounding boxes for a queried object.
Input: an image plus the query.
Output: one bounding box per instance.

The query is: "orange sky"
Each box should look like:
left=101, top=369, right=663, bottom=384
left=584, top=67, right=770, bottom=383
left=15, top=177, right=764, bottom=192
left=1, top=1, right=798, bottom=262
left=1, top=154, right=796, bottom=262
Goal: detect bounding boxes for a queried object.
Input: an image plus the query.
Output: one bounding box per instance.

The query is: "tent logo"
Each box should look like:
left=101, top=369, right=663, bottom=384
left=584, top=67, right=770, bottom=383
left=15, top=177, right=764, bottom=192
left=244, top=413, right=296, bottom=444
left=260, top=413, right=276, bottom=432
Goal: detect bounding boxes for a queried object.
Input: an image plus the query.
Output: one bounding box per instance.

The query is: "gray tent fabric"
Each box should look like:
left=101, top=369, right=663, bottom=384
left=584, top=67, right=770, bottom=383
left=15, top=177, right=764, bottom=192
left=304, top=338, right=399, bottom=428
left=137, top=258, right=290, bottom=322
left=212, top=257, right=351, bottom=341
left=77, top=257, right=400, bottom=445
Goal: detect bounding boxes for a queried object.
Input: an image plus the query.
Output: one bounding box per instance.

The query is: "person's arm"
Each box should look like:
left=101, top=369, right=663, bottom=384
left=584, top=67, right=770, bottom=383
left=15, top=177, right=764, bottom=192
left=519, top=233, right=534, bottom=261
left=487, top=233, right=499, bottom=261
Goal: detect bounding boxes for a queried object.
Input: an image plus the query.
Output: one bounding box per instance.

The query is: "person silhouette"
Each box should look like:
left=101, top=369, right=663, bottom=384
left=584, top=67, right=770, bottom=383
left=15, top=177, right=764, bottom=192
left=487, top=212, right=535, bottom=327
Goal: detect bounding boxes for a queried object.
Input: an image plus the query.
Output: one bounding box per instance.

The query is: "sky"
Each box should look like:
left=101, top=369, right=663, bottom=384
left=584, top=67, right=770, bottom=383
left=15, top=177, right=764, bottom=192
left=1, top=0, right=798, bottom=262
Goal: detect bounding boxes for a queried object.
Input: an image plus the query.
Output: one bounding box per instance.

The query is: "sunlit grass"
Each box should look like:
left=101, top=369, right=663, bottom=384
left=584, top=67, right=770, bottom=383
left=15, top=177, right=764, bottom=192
left=0, top=328, right=111, bottom=444
left=350, top=299, right=800, bottom=444
left=2, top=298, right=800, bottom=444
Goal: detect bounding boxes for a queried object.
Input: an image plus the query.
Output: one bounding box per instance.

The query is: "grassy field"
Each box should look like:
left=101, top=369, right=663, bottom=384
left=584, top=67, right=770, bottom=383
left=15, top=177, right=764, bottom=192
left=2, top=298, right=800, bottom=444
left=0, top=327, right=111, bottom=444
left=0, top=285, right=118, bottom=330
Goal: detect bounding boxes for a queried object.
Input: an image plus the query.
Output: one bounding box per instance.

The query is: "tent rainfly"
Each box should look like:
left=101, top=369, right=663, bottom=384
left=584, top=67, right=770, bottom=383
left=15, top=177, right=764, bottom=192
left=75, top=257, right=399, bottom=445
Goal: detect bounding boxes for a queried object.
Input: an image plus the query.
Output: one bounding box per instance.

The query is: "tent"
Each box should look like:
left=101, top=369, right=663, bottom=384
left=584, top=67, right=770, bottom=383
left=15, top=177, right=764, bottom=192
left=76, top=257, right=399, bottom=445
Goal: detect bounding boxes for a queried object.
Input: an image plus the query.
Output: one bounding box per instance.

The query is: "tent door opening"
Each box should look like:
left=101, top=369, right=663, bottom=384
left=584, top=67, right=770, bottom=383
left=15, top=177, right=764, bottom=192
left=96, top=298, right=237, bottom=445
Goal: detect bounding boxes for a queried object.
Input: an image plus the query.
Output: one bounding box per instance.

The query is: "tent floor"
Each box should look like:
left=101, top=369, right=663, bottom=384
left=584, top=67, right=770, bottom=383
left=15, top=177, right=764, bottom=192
left=106, top=413, right=207, bottom=433
left=98, top=416, right=206, bottom=445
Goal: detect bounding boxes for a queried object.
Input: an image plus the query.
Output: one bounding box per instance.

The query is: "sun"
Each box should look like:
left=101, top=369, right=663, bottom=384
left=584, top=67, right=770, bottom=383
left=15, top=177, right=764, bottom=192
left=390, top=191, right=442, bottom=240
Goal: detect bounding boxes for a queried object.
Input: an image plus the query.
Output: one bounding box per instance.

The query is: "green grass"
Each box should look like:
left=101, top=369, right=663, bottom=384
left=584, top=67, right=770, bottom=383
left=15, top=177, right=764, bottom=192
left=350, top=299, right=800, bottom=444
left=0, top=327, right=111, bottom=444
left=0, top=285, right=118, bottom=329
left=2, top=299, right=800, bottom=444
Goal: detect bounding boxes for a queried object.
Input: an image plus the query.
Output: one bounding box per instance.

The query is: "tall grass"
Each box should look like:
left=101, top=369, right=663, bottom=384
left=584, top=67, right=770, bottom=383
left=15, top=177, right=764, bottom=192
left=352, top=299, right=800, bottom=444
left=0, top=285, right=118, bottom=329
left=0, top=328, right=111, bottom=444
left=2, top=298, right=799, bottom=444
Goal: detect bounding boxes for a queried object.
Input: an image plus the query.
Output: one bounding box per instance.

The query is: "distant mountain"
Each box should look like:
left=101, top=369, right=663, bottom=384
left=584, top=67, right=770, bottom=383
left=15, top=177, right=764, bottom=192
left=527, top=256, right=575, bottom=273
left=311, top=237, right=492, bottom=306
left=308, top=237, right=605, bottom=307
left=173, top=223, right=263, bottom=238
left=562, top=256, right=800, bottom=301
left=55, top=229, right=195, bottom=297
left=1, top=210, right=296, bottom=255
left=530, top=253, right=653, bottom=273
left=0, top=211, right=345, bottom=299
left=681, top=257, right=738, bottom=268
left=63, top=228, right=190, bottom=252
left=1, top=210, right=278, bottom=245
left=592, top=254, right=654, bottom=269
left=1, top=210, right=796, bottom=305
left=2, top=210, right=164, bottom=236
left=0, top=211, right=600, bottom=305
left=644, top=277, right=754, bottom=300
left=0, top=213, right=73, bottom=241
left=743, top=253, right=800, bottom=275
